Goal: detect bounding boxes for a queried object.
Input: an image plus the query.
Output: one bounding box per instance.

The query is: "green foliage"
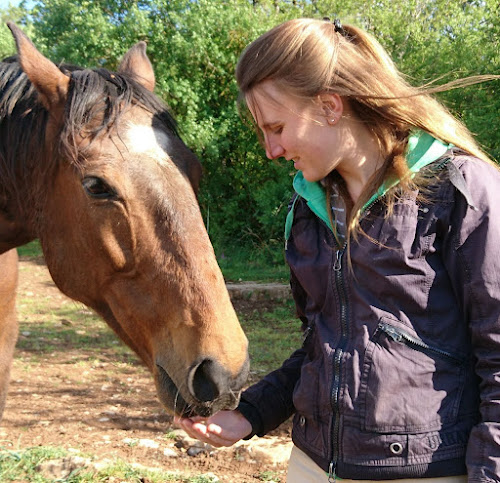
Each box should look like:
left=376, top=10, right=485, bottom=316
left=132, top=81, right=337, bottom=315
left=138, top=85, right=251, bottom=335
left=350, top=0, right=500, bottom=160
left=16, top=240, right=42, bottom=258
left=19, top=0, right=300, bottom=254
left=2, top=0, right=499, bottom=260
left=0, top=3, right=31, bottom=59
left=217, top=244, right=289, bottom=282
left=0, top=23, right=15, bottom=59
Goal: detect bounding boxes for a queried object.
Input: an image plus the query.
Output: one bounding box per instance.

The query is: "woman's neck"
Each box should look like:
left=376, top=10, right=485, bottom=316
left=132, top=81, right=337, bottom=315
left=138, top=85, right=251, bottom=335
left=335, top=118, right=384, bottom=204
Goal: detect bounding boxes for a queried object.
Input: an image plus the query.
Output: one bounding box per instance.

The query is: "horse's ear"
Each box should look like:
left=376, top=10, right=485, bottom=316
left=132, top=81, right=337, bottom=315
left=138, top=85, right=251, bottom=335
left=118, top=41, right=155, bottom=92
left=7, top=22, right=69, bottom=114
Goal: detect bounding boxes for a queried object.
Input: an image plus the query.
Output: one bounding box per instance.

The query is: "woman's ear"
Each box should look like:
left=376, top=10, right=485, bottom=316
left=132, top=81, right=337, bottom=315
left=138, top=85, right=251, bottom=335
left=319, top=93, right=344, bottom=126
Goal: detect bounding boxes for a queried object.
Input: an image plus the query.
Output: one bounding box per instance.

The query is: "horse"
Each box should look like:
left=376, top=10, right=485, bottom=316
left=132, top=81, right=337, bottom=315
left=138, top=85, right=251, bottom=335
left=0, top=23, right=249, bottom=422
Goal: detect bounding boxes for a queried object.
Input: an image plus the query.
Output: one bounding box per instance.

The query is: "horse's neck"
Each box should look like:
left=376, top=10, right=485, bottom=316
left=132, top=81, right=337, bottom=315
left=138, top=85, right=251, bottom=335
left=0, top=185, right=36, bottom=254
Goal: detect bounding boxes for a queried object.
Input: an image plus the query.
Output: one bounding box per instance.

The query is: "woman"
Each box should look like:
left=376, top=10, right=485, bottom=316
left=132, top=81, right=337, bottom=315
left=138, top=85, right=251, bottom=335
left=176, top=18, right=500, bottom=481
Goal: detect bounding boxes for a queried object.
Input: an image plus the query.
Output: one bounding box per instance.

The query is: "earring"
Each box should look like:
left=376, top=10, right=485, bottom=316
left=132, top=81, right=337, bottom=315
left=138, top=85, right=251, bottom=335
left=327, top=117, right=336, bottom=125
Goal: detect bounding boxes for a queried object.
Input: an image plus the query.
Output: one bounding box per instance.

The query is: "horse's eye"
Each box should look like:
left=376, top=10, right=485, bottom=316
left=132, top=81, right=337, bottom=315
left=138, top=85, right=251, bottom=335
left=82, top=176, right=117, bottom=199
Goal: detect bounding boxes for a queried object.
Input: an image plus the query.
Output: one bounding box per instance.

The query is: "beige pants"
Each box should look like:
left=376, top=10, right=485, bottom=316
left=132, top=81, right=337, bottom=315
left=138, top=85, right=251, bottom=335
left=286, top=445, right=468, bottom=483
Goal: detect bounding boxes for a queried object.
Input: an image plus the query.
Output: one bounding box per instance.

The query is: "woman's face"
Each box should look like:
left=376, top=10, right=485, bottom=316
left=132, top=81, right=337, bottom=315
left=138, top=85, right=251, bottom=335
left=247, top=80, right=344, bottom=182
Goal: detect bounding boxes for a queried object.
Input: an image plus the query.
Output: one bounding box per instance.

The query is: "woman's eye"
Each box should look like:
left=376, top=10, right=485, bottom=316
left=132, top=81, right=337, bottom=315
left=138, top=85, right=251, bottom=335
left=82, top=176, right=117, bottom=199
left=273, top=126, right=283, bottom=135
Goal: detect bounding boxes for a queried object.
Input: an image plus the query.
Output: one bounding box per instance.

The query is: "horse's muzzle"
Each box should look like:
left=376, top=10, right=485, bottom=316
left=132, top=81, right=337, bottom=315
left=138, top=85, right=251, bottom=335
left=154, top=356, right=249, bottom=417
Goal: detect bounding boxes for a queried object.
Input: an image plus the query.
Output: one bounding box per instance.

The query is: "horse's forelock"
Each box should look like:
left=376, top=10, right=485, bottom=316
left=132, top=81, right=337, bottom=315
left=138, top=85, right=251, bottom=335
left=60, top=67, right=179, bottom=165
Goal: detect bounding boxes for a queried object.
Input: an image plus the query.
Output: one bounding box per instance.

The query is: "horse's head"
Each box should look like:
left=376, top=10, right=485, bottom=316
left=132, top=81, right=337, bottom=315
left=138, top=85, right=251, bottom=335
left=7, top=24, right=249, bottom=417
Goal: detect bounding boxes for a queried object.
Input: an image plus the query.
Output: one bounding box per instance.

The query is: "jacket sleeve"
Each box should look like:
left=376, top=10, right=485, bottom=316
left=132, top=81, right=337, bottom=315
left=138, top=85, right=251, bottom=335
left=442, top=158, right=500, bottom=480
left=237, top=267, right=309, bottom=438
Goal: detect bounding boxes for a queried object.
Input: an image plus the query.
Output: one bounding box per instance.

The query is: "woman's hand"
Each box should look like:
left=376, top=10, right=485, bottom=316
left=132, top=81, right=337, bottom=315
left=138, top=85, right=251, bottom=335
left=174, top=410, right=252, bottom=448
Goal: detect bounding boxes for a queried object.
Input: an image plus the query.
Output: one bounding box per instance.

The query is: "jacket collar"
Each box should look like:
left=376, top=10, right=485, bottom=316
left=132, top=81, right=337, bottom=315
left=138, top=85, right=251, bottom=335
left=286, top=131, right=452, bottom=238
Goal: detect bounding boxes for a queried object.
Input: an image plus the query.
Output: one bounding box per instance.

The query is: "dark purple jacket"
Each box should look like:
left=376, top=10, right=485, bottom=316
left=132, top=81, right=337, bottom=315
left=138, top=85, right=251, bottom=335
left=238, top=133, right=500, bottom=481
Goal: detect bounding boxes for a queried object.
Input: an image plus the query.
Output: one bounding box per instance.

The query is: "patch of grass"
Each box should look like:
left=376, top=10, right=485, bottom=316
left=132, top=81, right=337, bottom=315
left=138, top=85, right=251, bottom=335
left=163, top=430, right=178, bottom=440
left=239, top=300, right=303, bottom=378
left=0, top=446, right=69, bottom=482
left=16, top=240, right=42, bottom=258
left=16, top=239, right=289, bottom=283
left=16, top=305, right=133, bottom=360
left=258, top=470, right=283, bottom=482
left=0, top=446, right=220, bottom=482
left=217, top=245, right=289, bottom=283
left=95, top=458, right=219, bottom=482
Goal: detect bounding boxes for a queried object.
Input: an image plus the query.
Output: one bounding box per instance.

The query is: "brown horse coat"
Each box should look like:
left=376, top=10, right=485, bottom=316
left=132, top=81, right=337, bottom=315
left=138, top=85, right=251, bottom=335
left=0, top=24, right=248, bottom=421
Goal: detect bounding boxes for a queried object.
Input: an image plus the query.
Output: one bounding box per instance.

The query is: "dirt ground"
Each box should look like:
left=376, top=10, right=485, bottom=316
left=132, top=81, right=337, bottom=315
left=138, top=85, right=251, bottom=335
left=0, top=257, right=293, bottom=482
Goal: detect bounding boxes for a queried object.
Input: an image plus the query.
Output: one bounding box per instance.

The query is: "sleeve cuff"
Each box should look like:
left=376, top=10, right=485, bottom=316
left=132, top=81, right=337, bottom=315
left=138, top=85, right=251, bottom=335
left=237, top=399, right=264, bottom=439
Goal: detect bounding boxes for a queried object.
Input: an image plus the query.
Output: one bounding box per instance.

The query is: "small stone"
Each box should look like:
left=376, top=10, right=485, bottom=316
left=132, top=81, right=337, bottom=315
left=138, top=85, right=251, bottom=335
left=187, top=445, right=207, bottom=456
left=163, top=447, right=178, bottom=457
left=36, top=456, right=90, bottom=480
left=138, top=438, right=160, bottom=449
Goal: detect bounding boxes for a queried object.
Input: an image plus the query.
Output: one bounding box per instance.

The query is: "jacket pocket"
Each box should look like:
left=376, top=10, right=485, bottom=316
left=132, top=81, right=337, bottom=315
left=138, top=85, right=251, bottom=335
left=359, top=318, right=466, bottom=433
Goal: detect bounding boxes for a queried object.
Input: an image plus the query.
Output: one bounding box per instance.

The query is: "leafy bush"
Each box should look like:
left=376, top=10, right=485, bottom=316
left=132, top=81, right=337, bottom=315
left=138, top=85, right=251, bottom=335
left=3, top=0, right=499, bottom=261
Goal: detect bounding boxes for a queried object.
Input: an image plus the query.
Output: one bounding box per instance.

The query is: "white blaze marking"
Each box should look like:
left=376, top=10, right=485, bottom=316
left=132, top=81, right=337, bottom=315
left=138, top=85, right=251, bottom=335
left=125, top=124, right=171, bottom=166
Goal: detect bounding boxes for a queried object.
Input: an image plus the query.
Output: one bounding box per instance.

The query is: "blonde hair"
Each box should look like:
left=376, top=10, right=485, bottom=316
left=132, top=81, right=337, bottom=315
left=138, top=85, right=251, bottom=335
left=236, top=18, right=499, bottom=241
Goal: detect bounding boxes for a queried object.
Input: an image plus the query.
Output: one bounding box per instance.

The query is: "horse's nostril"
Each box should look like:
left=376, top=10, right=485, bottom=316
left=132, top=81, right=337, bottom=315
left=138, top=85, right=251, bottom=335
left=190, top=359, right=222, bottom=402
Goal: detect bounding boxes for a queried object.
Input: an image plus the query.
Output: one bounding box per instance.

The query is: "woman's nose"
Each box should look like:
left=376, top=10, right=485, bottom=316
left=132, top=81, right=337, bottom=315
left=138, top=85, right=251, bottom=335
left=265, top=139, right=285, bottom=160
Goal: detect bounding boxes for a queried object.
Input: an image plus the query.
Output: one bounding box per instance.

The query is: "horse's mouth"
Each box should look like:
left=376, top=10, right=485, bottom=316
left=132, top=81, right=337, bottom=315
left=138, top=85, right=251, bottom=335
left=154, top=364, right=240, bottom=418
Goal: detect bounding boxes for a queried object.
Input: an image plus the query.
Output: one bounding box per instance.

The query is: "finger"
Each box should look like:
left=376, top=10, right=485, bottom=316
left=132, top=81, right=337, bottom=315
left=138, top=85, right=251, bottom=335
left=182, top=420, right=215, bottom=443
left=191, top=421, right=210, bottom=435
left=199, top=431, right=235, bottom=448
left=206, top=423, right=222, bottom=435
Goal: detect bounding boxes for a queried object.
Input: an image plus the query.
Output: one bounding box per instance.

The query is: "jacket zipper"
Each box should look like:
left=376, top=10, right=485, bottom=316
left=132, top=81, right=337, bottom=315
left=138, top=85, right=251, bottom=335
left=302, top=159, right=453, bottom=480
left=378, top=322, right=463, bottom=363
left=328, top=196, right=383, bottom=480
left=329, top=242, right=348, bottom=482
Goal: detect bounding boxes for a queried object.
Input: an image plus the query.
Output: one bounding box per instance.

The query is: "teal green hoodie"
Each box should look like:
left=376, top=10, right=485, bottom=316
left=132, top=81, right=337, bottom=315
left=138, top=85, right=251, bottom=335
left=284, top=131, right=452, bottom=240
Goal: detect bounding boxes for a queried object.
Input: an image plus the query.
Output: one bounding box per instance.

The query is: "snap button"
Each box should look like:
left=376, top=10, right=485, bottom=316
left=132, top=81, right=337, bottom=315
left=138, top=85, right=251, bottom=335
left=389, top=442, right=404, bottom=455
left=299, top=415, right=306, bottom=426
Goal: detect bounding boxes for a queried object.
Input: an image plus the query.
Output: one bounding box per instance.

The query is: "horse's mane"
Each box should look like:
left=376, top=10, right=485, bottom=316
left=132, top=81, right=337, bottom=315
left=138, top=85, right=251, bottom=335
left=0, top=55, right=179, bottom=206
left=61, top=63, right=179, bottom=163
left=0, top=57, right=47, bottom=182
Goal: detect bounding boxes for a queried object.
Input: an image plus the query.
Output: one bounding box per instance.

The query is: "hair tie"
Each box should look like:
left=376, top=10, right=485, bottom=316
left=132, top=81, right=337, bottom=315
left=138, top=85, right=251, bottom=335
left=333, top=19, right=344, bottom=34
left=323, top=17, right=346, bottom=37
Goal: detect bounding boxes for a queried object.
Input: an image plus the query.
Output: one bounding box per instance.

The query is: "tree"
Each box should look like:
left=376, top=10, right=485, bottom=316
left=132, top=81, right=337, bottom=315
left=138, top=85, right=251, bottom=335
left=0, top=2, right=32, bottom=59
left=10, top=0, right=500, bottom=257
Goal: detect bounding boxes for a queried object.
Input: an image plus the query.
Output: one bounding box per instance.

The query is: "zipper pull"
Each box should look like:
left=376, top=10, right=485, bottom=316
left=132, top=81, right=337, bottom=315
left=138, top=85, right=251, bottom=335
left=380, top=323, right=403, bottom=342
left=328, top=461, right=337, bottom=482
left=302, top=325, right=312, bottom=343
left=334, top=248, right=343, bottom=271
